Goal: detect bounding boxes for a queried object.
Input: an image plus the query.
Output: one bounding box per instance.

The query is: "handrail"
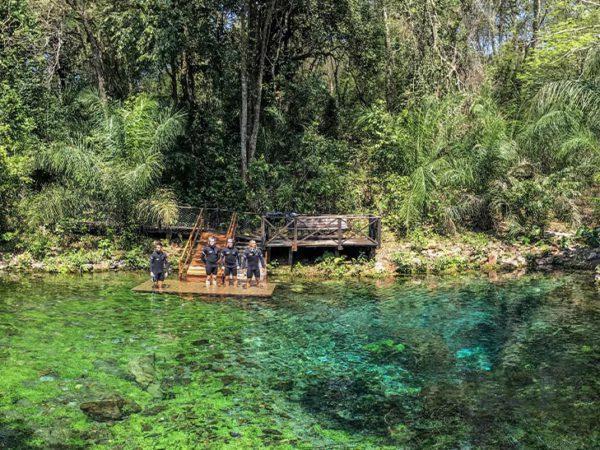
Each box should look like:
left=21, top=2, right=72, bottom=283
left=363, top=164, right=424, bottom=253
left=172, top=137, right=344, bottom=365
left=178, top=208, right=204, bottom=280
left=226, top=212, right=238, bottom=240
left=263, top=214, right=382, bottom=250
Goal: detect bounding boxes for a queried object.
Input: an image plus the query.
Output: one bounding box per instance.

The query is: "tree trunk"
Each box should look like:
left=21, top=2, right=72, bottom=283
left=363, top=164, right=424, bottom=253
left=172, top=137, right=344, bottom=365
left=169, top=57, right=178, bottom=104
left=183, top=50, right=195, bottom=108
left=382, top=4, right=395, bottom=110
left=531, top=0, right=542, bottom=50
left=69, top=1, right=107, bottom=102
left=240, top=7, right=249, bottom=181
left=248, top=0, right=275, bottom=163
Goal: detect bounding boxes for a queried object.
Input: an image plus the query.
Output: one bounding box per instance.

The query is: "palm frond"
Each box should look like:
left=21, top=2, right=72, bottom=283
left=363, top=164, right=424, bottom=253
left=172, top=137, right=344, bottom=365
left=37, top=138, right=99, bottom=187
left=136, top=189, right=179, bottom=227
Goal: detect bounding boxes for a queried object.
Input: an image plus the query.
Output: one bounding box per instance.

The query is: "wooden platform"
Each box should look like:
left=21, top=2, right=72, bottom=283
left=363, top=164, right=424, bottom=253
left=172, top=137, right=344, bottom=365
left=132, top=279, right=276, bottom=298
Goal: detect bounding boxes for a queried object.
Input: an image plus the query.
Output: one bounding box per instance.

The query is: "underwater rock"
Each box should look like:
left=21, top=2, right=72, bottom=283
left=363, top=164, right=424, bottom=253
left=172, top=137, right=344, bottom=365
left=146, top=383, right=164, bottom=399
left=80, top=395, right=141, bottom=422
left=229, top=431, right=241, bottom=438
left=211, top=351, right=226, bottom=360
left=93, top=359, right=129, bottom=379
left=39, top=375, right=56, bottom=382
left=262, top=428, right=283, bottom=437
left=191, top=338, right=210, bottom=346
left=220, top=375, right=239, bottom=386
left=141, top=404, right=167, bottom=416
left=83, top=427, right=112, bottom=444
left=33, top=423, right=74, bottom=448
left=38, top=369, right=59, bottom=382
left=127, top=355, right=156, bottom=388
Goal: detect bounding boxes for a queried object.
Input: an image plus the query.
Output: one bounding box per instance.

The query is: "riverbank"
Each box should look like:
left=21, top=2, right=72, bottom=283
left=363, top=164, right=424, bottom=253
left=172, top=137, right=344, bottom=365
left=1, top=228, right=599, bottom=281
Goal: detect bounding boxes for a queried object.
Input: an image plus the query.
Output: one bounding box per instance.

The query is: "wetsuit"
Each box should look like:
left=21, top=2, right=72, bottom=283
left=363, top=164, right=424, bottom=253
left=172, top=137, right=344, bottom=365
left=150, top=250, right=168, bottom=281
left=221, top=247, right=240, bottom=277
left=243, top=248, right=265, bottom=280
left=201, top=244, right=221, bottom=276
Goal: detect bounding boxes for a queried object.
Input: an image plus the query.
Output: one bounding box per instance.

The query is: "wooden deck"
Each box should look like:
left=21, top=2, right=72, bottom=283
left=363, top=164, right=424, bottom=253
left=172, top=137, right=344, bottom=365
left=132, top=280, right=276, bottom=298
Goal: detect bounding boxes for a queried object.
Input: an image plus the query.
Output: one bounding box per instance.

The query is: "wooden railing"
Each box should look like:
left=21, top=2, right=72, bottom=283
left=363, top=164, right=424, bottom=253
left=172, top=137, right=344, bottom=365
left=178, top=209, right=204, bottom=280
left=263, top=214, right=381, bottom=250
left=226, top=212, right=238, bottom=240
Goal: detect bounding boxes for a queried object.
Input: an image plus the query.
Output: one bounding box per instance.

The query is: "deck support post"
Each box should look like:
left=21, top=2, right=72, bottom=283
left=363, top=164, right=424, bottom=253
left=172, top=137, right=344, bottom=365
left=292, top=217, right=298, bottom=252
left=288, top=247, right=294, bottom=266
left=337, top=217, right=343, bottom=251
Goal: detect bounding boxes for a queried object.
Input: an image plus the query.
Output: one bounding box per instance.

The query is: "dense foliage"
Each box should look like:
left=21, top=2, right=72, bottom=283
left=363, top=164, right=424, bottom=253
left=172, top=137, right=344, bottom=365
left=1, top=0, right=598, bottom=237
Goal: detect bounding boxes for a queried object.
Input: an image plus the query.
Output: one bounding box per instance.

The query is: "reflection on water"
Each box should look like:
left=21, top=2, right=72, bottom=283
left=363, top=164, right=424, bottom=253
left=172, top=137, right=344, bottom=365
left=0, top=272, right=598, bottom=448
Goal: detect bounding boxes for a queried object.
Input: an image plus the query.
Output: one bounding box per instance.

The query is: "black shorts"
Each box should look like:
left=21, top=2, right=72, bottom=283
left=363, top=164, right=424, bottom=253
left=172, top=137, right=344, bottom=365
left=247, top=267, right=260, bottom=279
left=152, top=272, right=165, bottom=282
left=224, top=267, right=237, bottom=277
left=205, top=264, right=218, bottom=275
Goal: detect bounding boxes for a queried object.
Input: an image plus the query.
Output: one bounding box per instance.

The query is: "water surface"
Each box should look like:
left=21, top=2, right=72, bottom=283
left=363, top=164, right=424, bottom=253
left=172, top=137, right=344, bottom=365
left=0, top=272, right=598, bottom=448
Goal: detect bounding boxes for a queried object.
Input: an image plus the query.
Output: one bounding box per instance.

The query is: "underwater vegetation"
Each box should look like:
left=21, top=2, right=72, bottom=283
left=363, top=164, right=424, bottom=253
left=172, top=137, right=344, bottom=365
left=0, top=272, right=598, bottom=448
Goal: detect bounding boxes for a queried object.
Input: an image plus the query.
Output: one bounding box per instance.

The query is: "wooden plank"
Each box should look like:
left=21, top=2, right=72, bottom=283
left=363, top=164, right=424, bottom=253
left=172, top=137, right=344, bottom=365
left=132, top=279, right=276, bottom=298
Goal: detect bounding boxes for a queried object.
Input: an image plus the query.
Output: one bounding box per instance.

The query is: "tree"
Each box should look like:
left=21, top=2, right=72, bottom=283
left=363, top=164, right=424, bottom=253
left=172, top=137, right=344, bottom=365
left=25, top=92, right=185, bottom=228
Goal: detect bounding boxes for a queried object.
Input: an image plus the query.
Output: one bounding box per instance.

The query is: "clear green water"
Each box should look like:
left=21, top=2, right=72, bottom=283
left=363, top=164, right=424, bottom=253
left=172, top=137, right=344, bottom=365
left=0, top=273, right=598, bottom=449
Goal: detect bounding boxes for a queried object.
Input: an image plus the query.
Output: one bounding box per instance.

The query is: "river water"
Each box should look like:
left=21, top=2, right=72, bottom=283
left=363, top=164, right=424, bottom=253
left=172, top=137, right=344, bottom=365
left=0, top=272, right=598, bottom=448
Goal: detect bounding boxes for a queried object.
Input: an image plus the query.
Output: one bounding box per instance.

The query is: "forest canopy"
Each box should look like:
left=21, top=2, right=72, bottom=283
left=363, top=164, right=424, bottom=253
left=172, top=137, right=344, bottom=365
left=1, top=0, right=599, bottom=237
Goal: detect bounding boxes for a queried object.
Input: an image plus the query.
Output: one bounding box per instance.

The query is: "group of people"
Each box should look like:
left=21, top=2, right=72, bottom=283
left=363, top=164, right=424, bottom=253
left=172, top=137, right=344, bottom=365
left=201, top=237, right=266, bottom=287
left=149, top=237, right=267, bottom=290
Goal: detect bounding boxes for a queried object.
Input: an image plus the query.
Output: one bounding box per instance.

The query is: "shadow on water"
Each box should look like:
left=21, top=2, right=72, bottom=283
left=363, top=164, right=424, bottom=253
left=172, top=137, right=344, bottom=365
left=0, top=420, right=36, bottom=450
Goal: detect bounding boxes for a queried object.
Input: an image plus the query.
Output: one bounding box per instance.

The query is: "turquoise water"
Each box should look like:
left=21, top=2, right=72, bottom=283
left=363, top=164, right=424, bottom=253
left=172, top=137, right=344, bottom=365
left=0, top=272, right=598, bottom=448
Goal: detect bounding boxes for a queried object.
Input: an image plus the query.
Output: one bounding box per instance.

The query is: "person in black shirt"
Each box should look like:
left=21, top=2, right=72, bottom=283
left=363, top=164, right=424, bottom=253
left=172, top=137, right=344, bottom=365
left=201, top=236, right=221, bottom=287
left=242, top=240, right=266, bottom=288
left=220, top=238, right=240, bottom=286
left=149, top=242, right=168, bottom=289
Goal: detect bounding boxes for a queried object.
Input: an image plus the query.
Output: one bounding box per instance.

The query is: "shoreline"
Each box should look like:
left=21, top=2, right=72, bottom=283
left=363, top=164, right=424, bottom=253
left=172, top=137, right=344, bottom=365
left=1, top=236, right=598, bottom=283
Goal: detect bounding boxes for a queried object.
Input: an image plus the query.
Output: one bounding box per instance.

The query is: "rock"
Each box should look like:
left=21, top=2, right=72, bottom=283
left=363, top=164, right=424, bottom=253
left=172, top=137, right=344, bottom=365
left=536, top=256, right=554, bottom=267
left=80, top=395, right=141, bottom=422
left=127, top=355, right=156, bottom=388
left=92, top=261, right=110, bottom=272
left=110, top=260, right=126, bottom=270
left=499, top=255, right=526, bottom=271
left=374, top=260, right=386, bottom=272
left=31, top=262, right=45, bottom=271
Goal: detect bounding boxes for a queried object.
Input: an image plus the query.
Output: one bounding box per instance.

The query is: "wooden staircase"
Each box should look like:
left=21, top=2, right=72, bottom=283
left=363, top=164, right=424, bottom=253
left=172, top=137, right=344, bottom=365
left=178, top=211, right=238, bottom=281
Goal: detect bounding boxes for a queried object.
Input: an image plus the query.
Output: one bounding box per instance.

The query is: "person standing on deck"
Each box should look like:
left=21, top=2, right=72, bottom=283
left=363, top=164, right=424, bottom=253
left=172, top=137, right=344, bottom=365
left=220, top=238, right=240, bottom=286
left=242, top=240, right=266, bottom=288
left=149, top=242, right=168, bottom=290
left=201, top=236, right=221, bottom=287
